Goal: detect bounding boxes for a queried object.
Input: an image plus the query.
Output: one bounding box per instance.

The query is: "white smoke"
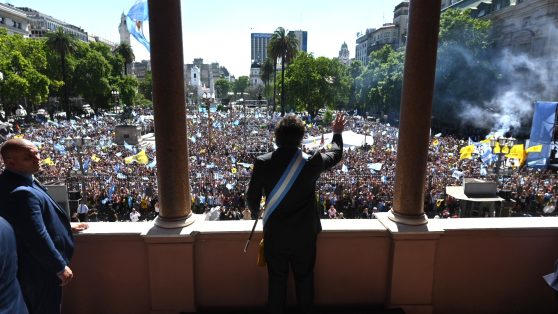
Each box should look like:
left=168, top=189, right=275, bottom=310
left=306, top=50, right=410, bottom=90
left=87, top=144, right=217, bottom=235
left=459, top=22, right=558, bottom=137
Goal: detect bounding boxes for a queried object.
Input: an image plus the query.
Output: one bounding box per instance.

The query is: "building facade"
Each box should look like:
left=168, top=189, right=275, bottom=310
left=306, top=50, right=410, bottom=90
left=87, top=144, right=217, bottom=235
left=291, top=30, right=308, bottom=52
left=250, top=33, right=272, bottom=64
left=338, top=42, right=350, bottom=65
left=249, top=61, right=263, bottom=86
left=442, top=0, right=558, bottom=86
left=0, top=3, right=29, bottom=36
left=355, top=1, right=409, bottom=65
left=118, top=13, right=131, bottom=45
left=17, top=6, right=88, bottom=42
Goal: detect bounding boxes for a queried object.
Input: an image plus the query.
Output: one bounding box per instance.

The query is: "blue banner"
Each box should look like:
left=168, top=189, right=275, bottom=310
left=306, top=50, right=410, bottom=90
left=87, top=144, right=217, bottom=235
left=526, top=101, right=557, bottom=168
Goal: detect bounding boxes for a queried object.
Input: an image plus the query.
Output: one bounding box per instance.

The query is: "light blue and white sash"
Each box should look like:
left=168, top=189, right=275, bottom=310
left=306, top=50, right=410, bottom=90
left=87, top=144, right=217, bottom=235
left=262, top=149, right=307, bottom=226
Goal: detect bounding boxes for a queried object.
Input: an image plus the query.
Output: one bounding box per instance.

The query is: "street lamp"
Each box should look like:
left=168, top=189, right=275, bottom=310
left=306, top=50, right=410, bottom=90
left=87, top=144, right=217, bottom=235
left=64, top=133, right=93, bottom=207
left=489, top=136, right=516, bottom=186
left=0, top=71, right=4, bottom=110
left=202, top=92, right=215, bottom=149
left=111, top=90, right=120, bottom=113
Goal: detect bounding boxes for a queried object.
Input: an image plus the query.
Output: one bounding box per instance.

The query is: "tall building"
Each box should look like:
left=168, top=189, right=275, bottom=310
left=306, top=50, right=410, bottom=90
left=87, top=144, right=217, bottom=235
left=0, top=3, right=29, bottom=36
left=355, top=28, right=375, bottom=64
left=338, top=42, right=350, bottom=65
left=355, top=1, right=409, bottom=65
left=291, top=30, right=308, bottom=52
left=251, top=33, right=272, bottom=64
left=17, top=6, right=88, bottom=42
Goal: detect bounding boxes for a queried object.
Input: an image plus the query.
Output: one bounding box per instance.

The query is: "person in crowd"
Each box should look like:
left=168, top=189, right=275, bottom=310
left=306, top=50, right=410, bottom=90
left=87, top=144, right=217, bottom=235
left=246, top=113, right=346, bottom=314
left=328, top=204, right=338, bottom=219
left=130, top=208, right=141, bottom=222
left=76, top=201, right=89, bottom=222
left=0, top=139, right=88, bottom=314
left=0, top=217, right=28, bottom=314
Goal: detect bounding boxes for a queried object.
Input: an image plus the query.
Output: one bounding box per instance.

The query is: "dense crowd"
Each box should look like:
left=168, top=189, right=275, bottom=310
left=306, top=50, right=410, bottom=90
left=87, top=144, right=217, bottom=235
left=0, top=106, right=556, bottom=222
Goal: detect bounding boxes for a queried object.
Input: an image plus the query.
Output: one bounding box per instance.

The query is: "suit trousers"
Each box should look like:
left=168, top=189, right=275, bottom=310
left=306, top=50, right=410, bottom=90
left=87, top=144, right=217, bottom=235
left=265, top=239, right=317, bottom=314
left=20, top=275, right=62, bottom=314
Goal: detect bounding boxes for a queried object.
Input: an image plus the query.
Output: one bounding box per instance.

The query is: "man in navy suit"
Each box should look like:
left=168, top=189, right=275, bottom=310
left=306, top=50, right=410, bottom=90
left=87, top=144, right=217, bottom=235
left=246, top=113, right=346, bottom=314
left=0, top=138, right=88, bottom=314
left=0, top=216, right=28, bottom=314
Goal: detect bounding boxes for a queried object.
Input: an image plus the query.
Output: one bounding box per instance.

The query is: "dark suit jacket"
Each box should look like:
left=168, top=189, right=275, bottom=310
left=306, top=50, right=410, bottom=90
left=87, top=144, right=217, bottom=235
left=0, top=217, right=28, bottom=314
left=246, top=133, right=343, bottom=247
left=0, top=170, right=74, bottom=285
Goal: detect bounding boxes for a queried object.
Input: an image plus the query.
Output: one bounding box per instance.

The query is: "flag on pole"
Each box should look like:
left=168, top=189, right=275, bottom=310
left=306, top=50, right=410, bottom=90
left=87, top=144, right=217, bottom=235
left=126, top=0, right=150, bottom=52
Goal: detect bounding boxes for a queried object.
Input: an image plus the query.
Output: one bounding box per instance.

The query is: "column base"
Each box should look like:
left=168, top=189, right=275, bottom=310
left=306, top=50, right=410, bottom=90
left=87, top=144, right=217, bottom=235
left=388, top=209, right=428, bottom=226
left=154, top=213, right=196, bottom=229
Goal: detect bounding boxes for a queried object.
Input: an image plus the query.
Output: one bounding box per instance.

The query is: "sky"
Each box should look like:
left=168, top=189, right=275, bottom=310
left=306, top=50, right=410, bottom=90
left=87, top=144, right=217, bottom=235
left=5, top=0, right=401, bottom=77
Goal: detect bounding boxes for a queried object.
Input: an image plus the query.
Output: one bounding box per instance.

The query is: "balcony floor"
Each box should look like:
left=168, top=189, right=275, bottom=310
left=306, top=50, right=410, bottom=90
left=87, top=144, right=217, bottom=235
left=189, top=305, right=405, bottom=314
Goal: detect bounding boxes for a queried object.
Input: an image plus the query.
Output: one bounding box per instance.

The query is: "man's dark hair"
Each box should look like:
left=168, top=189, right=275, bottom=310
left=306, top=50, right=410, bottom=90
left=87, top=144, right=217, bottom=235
left=274, top=115, right=305, bottom=148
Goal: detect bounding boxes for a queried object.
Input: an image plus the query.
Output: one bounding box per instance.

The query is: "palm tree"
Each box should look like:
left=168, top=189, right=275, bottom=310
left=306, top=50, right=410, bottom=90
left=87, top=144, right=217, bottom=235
left=268, top=27, right=299, bottom=115
left=45, top=27, right=77, bottom=117
left=260, top=57, right=274, bottom=109
left=115, top=43, right=135, bottom=76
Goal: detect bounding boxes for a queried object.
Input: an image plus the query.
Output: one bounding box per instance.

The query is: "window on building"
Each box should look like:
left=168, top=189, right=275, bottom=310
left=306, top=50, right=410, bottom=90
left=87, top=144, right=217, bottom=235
left=0, top=17, right=4, bottom=24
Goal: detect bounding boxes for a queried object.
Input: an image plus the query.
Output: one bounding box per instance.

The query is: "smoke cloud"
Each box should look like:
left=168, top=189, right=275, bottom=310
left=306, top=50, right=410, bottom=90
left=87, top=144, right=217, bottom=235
left=458, top=22, right=558, bottom=137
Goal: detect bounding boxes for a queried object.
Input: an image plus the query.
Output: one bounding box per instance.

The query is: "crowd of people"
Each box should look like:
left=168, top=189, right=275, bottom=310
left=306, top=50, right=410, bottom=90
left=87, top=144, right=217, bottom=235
left=0, top=105, right=556, bottom=222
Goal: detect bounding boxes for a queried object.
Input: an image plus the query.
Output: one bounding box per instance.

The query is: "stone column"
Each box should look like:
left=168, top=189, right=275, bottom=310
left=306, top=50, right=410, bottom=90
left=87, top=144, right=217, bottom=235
left=389, top=0, right=442, bottom=225
left=148, top=0, right=194, bottom=228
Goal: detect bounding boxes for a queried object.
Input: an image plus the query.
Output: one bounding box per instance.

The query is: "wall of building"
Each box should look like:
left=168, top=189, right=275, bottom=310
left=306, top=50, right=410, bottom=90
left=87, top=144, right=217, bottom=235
left=62, top=216, right=558, bottom=314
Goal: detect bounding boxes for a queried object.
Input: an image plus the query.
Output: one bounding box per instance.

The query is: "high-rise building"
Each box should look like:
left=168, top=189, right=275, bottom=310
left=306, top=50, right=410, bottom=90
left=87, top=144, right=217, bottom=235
left=291, top=30, right=308, bottom=52
left=251, top=33, right=272, bottom=64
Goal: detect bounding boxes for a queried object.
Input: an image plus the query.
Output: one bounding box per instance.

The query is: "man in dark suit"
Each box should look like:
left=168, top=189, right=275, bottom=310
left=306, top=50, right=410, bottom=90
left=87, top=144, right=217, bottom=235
left=0, top=216, right=28, bottom=314
left=0, top=138, right=88, bottom=314
left=246, top=113, right=346, bottom=314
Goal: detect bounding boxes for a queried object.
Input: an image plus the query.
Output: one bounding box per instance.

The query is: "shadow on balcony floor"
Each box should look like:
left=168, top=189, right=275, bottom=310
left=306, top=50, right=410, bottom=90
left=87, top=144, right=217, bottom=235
left=188, top=305, right=405, bottom=314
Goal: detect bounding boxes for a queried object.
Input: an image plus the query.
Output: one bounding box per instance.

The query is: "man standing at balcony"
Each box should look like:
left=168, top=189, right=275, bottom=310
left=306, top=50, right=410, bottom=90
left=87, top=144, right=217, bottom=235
left=0, top=138, right=88, bottom=314
left=246, top=113, right=346, bottom=314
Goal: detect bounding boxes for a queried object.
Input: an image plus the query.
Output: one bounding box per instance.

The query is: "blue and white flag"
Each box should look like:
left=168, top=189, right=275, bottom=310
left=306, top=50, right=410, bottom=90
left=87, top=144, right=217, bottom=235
left=342, top=164, right=348, bottom=173
left=53, top=143, right=66, bottom=154
left=126, top=0, right=150, bottom=52
left=147, top=158, right=156, bottom=169
left=123, top=141, right=136, bottom=153
left=107, top=184, right=116, bottom=198
left=82, top=158, right=91, bottom=173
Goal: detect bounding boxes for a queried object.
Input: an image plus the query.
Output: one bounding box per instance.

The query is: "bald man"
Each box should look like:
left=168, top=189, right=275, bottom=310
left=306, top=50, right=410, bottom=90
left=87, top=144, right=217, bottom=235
left=0, top=139, right=87, bottom=314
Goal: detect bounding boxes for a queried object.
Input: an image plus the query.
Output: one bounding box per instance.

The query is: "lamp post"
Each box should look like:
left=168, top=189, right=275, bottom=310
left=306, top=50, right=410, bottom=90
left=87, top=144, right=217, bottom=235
left=64, top=133, right=93, bottom=208
left=489, top=136, right=516, bottom=187
left=202, top=92, right=214, bottom=149
left=0, top=71, right=3, bottom=108
left=111, top=90, right=120, bottom=113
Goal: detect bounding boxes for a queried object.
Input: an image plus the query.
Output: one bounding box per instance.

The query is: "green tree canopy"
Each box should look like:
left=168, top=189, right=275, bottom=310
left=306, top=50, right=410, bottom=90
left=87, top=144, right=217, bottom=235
left=284, top=52, right=351, bottom=117
left=433, top=8, right=497, bottom=132
left=214, top=78, right=230, bottom=99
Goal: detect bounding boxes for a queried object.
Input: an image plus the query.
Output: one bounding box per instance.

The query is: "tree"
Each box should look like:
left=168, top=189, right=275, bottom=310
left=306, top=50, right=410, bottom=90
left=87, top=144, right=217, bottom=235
left=260, top=58, right=274, bottom=104
left=115, top=43, right=135, bottom=76
left=138, top=71, right=153, bottom=101
left=214, top=78, right=230, bottom=99
left=284, top=52, right=350, bottom=117
left=433, top=8, right=496, bottom=132
left=268, top=27, right=299, bottom=115
left=233, top=76, right=249, bottom=94
left=0, top=30, right=51, bottom=113
left=354, top=45, right=404, bottom=118
left=73, top=49, right=111, bottom=111
left=45, top=27, right=77, bottom=116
